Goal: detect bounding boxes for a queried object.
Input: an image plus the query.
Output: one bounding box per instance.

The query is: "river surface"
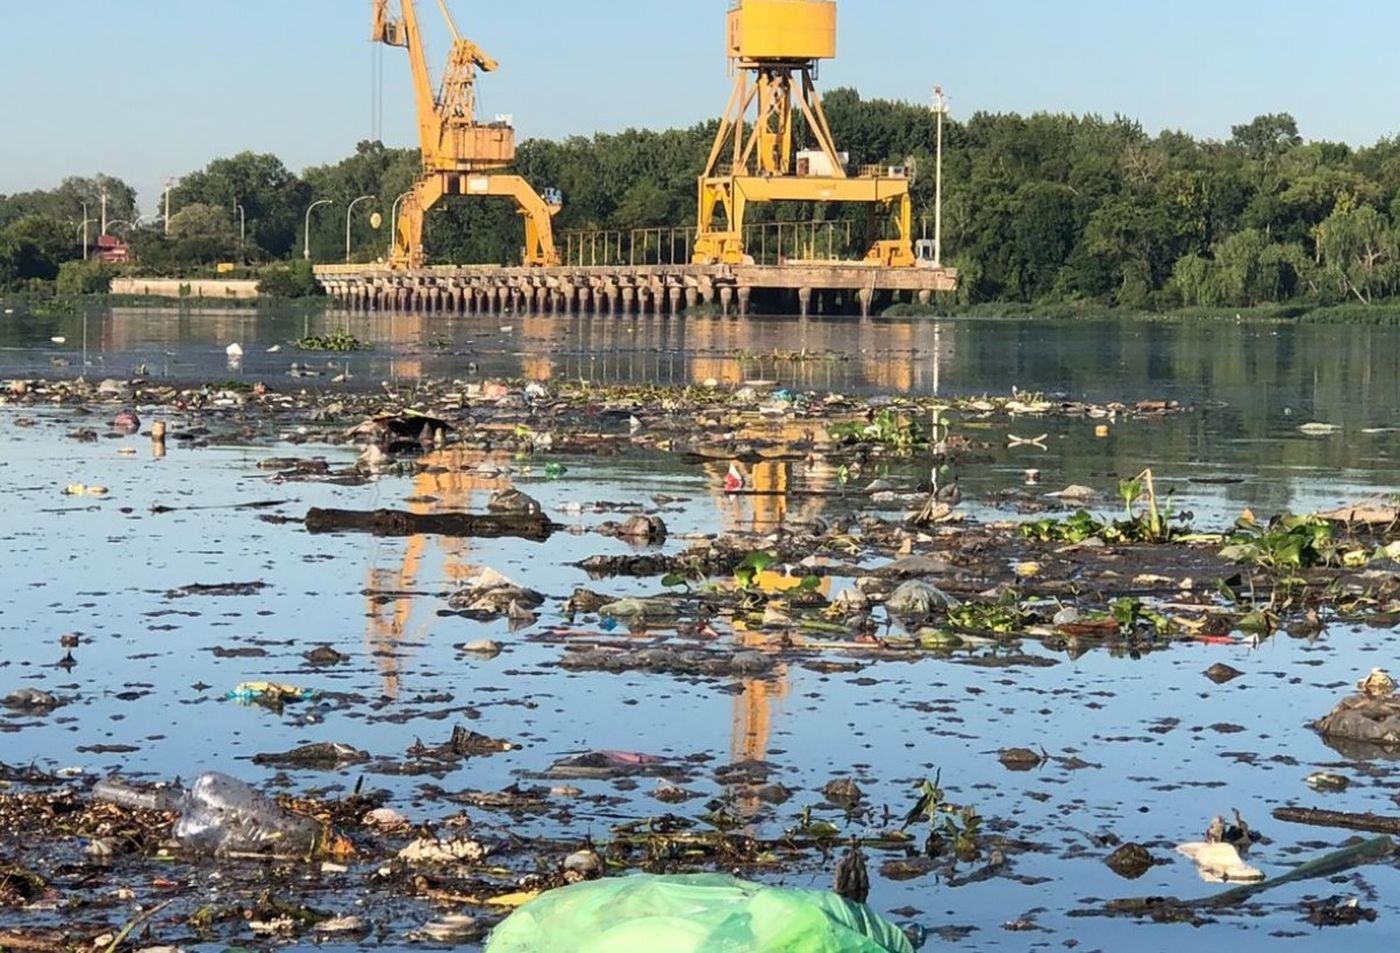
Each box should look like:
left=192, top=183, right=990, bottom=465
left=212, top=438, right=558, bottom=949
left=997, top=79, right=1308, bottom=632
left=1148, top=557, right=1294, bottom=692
left=0, top=304, right=1398, bottom=951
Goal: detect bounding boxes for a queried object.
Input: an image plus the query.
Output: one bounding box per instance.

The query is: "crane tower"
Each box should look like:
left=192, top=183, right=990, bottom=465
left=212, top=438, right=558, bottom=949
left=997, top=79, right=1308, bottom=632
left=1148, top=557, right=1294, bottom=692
left=693, top=0, right=916, bottom=268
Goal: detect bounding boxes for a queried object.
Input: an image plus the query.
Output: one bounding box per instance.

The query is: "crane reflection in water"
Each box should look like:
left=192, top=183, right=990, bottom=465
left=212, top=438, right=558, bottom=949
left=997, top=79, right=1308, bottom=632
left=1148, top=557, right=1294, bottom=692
left=342, top=311, right=949, bottom=399
left=711, top=456, right=840, bottom=819
left=354, top=317, right=944, bottom=813
left=359, top=447, right=838, bottom=825
left=364, top=447, right=511, bottom=699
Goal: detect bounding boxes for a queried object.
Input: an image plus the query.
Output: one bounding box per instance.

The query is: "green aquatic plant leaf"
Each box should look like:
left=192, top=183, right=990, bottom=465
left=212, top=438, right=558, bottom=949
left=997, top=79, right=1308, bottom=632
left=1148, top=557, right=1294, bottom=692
left=295, top=331, right=368, bottom=352
left=740, top=551, right=778, bottom=573
left=1220, top=514, right=1338, bottom=571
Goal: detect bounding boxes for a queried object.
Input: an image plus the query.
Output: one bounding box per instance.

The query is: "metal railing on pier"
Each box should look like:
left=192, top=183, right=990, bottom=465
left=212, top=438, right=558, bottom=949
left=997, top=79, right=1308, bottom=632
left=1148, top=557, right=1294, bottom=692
left=561, top=219, right=857, bottom=267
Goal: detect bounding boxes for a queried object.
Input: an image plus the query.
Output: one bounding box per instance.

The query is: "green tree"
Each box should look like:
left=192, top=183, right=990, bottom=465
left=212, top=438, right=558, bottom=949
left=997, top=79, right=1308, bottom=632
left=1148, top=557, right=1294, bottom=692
left=1230, top=113, right=1302, bottom=163
left=1214, top=229, right=1279, bottom=306
left=166, top=203, right=238, bottom=264
left=1172, top=252, right=1220, bottom=307
left=257, top=259, right=322, bottom=298
left=173, top=153, right=309, bottom=260
left=1315, top=205, right=1397, bottom=304
left=1008, top=183, right=1077, bottom=300
left=0, top=214, right=72, bottom=285
left=0, top=175, right=138, bottom=232
left=613, top=180, right=673, bottom=228
left=56, top=260, right=116, bottom=295
left=1081, top=195, right=1178, bottom=306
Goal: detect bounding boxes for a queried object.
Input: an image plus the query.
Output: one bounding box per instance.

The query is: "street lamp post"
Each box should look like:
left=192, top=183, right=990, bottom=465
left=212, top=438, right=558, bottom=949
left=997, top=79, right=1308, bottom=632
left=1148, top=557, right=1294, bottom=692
left=389, top=191, right=412, bottom=259
left=345, top=194, right=375, bottom=264
left=932, top=85, right=947, bottom=268
left=75, top=215, right=97, bottom=260
left=233, top=202, right=246, bottom=263
left=303, top=199, right=334, bottom=261
left=80, top=202, right=92, bottom=260
left=163, top=178, right=177, bottom=236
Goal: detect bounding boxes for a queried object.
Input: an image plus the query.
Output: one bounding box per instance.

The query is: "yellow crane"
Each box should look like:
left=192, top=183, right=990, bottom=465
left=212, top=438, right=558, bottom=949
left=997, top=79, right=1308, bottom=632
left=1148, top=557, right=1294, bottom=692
left=694, top=0, right=916, bottom=267
left=371, top=0, right=561, bottom=268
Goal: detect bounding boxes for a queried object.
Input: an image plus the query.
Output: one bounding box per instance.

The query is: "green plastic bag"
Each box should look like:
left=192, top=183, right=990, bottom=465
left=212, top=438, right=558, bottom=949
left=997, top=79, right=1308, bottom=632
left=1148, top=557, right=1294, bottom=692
left=484, top=873, right=914, bottom=953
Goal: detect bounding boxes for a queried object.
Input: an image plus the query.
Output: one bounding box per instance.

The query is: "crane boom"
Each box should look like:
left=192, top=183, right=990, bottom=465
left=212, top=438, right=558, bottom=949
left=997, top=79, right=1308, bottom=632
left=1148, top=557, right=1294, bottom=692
left=369, top=0, right=560, bottom=268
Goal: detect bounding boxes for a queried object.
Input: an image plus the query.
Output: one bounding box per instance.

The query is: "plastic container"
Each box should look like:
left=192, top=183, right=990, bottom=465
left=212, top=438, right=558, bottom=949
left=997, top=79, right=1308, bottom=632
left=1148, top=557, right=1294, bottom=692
left=172, top=772, right=321, bottom=856
left=92, top=779, right=182, bottom=812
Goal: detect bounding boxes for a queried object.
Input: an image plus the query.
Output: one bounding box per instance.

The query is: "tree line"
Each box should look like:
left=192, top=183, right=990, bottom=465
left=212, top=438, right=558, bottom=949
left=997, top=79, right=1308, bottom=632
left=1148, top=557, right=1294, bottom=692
left=4, top=91, right=1400, bottom=311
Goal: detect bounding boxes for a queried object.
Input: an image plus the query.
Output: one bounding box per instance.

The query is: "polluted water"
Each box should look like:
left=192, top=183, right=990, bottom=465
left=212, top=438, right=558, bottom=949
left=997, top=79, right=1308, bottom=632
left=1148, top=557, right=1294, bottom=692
left=0, top=307, right=1398, bottom=951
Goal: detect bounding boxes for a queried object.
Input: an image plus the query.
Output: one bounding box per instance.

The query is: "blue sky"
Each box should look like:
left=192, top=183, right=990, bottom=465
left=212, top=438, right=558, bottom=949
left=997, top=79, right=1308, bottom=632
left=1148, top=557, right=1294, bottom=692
left=3, top=0, right=1397, bottom=215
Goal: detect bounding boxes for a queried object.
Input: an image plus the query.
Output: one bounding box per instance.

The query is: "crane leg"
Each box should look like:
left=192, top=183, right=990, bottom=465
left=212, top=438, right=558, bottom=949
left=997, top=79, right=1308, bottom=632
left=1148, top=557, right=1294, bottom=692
left=475, top=175, right=559, bottom=267
left=394, top=176, right=446, bottom=269
left=393, top=173, right=558, bottom=268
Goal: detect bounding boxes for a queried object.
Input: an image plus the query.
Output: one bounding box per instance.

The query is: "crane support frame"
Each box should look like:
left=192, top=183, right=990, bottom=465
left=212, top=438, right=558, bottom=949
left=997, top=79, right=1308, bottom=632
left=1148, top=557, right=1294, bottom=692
left=395, top=172, right=560, bottom=270
left=694, top=1, right=915, bottom=267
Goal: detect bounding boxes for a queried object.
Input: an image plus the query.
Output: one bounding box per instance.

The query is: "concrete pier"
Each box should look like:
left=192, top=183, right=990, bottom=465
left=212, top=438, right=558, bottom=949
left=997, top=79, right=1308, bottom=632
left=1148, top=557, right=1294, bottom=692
left=314, top=261, right=957, bottom=317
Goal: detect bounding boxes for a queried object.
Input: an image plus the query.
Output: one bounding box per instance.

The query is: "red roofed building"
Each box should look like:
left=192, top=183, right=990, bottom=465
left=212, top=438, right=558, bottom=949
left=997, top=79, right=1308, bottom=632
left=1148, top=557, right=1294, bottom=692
left=94, top=234, right=130, bottom=264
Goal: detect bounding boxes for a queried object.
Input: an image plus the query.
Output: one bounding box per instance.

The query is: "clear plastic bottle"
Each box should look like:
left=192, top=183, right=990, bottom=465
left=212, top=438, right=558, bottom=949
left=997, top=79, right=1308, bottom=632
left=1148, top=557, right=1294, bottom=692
left=172, top=772, right=322, bottom=856
left=92, top=778, right=183, bottom=812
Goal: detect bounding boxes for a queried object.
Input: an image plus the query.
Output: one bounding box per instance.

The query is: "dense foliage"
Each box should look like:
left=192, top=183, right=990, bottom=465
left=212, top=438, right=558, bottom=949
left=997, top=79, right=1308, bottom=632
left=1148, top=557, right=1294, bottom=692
left=256, top=260, right=322, bottom=299
left=5, top=93, right=1400, bottom=312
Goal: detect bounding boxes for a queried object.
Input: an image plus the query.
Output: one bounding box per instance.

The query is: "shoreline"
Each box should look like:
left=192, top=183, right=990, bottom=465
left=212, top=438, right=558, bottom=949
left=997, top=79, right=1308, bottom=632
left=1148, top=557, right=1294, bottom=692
left=885, top=300, right=1400, bottom=325
left=5, top=290, right=1400, bottom=326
